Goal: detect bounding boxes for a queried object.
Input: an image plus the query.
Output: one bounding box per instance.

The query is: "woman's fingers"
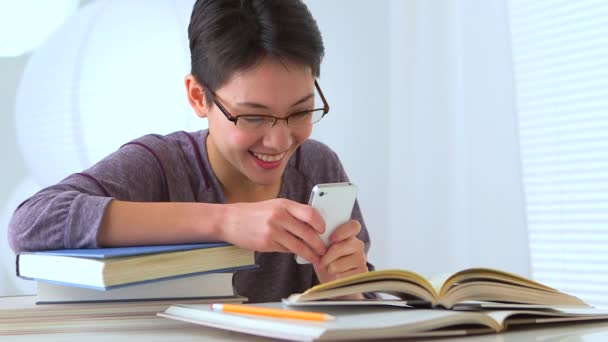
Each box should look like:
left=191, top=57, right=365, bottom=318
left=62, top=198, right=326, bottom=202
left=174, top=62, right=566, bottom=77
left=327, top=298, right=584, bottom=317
left=328, top=220, right=361, bottom=244
left=280, top=210, right=327, bottom=256
left=274, top=228, right=321, bottom=264
left=320, top=238, right=366, bottom=270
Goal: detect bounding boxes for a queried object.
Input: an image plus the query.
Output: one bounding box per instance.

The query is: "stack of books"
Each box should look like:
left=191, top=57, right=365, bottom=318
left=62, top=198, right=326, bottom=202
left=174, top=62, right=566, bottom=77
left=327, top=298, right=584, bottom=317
left=15, top=242, right=255, bottom=304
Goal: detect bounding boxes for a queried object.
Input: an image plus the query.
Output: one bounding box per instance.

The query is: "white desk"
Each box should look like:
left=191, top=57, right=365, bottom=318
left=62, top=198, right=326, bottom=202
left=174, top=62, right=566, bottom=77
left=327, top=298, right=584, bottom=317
left=5, top=321, right=608, bottom=342
left=3, top=296, right=608, bottom=341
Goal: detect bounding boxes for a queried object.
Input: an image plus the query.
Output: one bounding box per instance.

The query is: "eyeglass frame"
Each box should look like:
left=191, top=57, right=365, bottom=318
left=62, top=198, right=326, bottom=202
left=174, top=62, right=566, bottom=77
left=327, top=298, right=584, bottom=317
left=202, top=80, right=330, bottom=128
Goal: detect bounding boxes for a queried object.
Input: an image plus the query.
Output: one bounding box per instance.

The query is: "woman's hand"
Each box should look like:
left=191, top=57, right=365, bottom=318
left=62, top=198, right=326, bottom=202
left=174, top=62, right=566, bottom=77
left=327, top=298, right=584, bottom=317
left=220, top=198, right=327, bottom=264
left=312, top=219, right=369, bottom=292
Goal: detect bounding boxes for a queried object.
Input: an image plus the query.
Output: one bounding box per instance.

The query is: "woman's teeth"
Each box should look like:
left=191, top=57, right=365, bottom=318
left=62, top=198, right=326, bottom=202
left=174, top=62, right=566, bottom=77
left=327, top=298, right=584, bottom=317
left=252, top=152, right=285, bottom=162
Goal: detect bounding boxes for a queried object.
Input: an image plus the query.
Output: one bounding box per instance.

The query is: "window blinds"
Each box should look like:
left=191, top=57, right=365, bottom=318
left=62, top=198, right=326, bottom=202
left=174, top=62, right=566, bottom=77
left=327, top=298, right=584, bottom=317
left=508, top=0, right=608, bottom=306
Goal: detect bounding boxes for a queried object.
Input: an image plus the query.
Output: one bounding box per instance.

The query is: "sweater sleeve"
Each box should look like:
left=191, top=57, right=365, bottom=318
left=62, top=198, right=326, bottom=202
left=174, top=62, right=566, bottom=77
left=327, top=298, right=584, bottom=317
left=8, top=138, right=170, bottom=252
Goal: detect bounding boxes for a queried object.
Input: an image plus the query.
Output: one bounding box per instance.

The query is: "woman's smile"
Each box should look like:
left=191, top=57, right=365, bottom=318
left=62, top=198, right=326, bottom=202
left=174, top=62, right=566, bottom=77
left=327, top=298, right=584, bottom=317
left=249, top=150, right=286, bottom=169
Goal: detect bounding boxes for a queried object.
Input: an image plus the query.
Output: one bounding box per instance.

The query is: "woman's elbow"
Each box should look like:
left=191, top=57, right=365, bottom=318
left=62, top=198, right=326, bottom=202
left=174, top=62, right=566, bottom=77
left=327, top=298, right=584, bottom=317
left=7, top=201, right=59, bottom=253
left=8, top=207, right=33, bottom=253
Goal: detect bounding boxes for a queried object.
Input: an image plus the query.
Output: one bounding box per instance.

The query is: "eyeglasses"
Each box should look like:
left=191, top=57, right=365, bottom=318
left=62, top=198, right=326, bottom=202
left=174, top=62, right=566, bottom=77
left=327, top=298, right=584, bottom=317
left=205, top=80, right=330, bottom=132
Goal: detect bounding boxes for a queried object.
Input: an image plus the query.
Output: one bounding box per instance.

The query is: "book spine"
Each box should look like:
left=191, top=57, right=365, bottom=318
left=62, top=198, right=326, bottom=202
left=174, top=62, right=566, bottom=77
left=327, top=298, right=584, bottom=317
left=15, top=254, right=21, bottom=277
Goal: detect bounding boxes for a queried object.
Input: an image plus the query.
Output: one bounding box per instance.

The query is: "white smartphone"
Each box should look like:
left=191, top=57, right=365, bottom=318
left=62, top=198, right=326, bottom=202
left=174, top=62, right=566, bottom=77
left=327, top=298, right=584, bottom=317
left=295, top=182, right=358, bottom=264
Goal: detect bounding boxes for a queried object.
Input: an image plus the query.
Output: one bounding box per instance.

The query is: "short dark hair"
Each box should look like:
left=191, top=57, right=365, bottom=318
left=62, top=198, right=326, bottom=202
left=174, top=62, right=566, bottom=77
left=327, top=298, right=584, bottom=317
left=188, top=0, right=324, bottom=99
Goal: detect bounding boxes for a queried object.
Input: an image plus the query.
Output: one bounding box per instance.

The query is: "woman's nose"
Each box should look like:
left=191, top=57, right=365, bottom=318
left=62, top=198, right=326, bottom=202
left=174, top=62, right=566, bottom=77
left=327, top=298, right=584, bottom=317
left=263, top=119, right=293, bottom=150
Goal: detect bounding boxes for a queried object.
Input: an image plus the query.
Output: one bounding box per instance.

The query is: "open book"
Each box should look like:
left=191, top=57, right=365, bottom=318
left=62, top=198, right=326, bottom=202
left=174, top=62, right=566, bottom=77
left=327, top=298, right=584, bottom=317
left=285, top=268, right=589, bottom=309
left=158, top=302, right=608, bottom=341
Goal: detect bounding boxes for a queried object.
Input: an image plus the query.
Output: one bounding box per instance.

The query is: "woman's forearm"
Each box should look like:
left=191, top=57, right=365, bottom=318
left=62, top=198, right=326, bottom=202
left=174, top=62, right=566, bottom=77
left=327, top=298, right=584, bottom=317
left=97, top=200, right=227, bottom=247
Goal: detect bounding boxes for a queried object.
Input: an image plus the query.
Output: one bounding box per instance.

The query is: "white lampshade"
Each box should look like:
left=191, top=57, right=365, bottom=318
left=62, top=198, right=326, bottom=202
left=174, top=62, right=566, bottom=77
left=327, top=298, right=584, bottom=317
left=0, top=0, right=78, bottom=57
left=15, top=0, right=204, bottom=187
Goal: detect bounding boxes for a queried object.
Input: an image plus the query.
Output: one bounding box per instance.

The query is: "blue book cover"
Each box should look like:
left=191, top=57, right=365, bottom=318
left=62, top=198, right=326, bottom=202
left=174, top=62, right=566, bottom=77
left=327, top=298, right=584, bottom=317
left=25, top=242, right=231, bottom=259
left=17, top=242, right=257, bottom=290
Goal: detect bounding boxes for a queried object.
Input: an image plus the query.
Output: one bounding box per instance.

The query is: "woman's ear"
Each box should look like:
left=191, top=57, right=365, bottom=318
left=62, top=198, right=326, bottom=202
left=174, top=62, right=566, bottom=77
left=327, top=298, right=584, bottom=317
left=185, top=74, right=208, bottom=118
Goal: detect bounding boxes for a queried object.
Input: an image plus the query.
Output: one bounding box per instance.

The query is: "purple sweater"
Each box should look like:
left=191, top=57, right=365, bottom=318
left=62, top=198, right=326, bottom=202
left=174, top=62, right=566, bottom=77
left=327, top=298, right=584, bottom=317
left=8, top=130, right=374, bottom=302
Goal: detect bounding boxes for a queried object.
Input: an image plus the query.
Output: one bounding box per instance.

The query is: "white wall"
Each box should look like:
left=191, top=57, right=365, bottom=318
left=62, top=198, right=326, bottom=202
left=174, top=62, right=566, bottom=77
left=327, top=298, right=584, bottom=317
left=306, top=0, right=391, bottom=268
left=308, top=0, right=529, bottom=276
left=385, top=0, right=529, bottom=275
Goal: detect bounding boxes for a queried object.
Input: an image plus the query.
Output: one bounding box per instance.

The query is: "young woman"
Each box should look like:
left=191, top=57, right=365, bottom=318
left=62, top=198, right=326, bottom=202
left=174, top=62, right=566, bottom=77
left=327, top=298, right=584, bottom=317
left=9, top=0, right=374, bottom=303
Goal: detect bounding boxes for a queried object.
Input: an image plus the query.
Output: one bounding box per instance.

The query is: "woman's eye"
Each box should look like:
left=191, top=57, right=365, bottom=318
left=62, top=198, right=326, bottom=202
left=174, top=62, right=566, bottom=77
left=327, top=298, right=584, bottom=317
left=290, top=111, right=313, bottom=120
left=241, top=116, right=266, bottom=123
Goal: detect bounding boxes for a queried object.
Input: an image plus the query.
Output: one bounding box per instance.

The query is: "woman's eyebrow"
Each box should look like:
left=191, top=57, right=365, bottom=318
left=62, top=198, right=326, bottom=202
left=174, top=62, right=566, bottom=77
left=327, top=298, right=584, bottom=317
left=235, top=93, right=314, bottom=109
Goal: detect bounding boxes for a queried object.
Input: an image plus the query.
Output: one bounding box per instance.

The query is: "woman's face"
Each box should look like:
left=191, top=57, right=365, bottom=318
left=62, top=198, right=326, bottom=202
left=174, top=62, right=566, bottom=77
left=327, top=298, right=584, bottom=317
left=201, top=57, right=316, bottom=188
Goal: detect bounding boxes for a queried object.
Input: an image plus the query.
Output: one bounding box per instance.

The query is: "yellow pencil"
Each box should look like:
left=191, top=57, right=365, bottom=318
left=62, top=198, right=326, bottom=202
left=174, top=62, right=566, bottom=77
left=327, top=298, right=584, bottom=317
left=210, top=303, right=335, bottom=322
